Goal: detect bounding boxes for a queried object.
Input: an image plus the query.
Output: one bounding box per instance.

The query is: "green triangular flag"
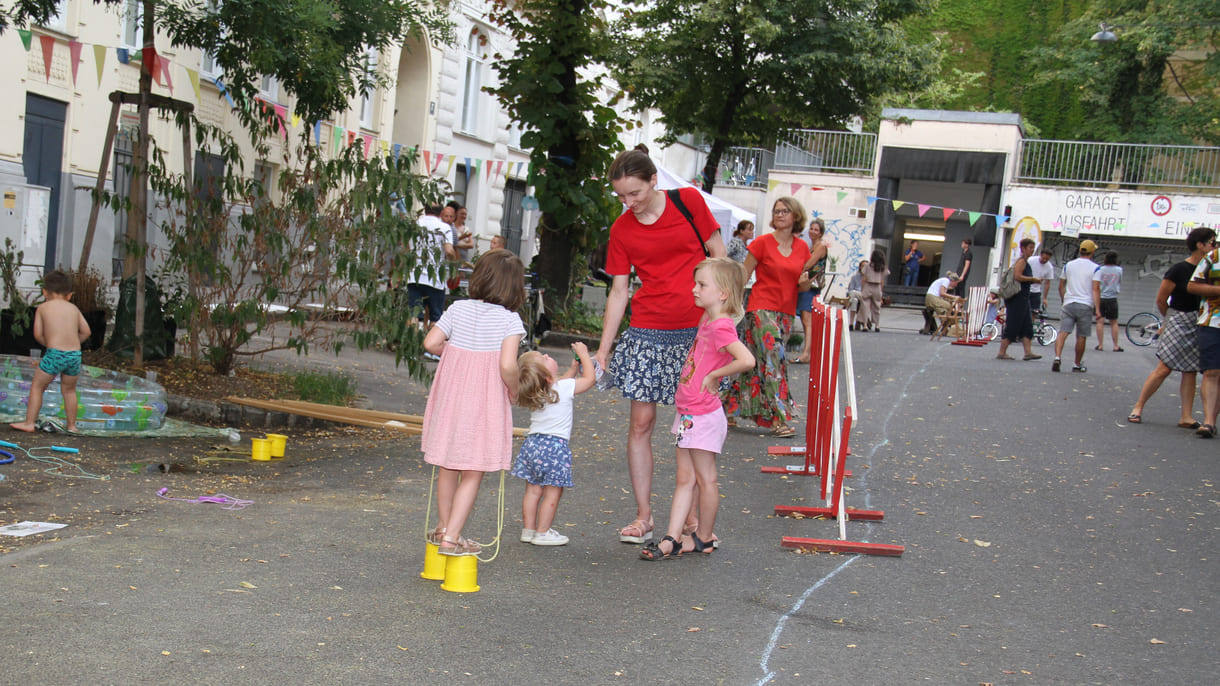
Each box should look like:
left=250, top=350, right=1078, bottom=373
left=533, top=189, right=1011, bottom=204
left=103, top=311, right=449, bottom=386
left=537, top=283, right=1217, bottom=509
left=967, top=211, right=982, bottom=226
left=17, top=29, right=32, bottom=51
left=836, top=191, right=848, bottom=203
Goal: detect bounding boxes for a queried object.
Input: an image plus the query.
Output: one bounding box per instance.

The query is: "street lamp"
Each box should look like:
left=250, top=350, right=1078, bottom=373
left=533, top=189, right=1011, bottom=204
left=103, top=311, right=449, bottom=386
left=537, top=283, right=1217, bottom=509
left=1090, top=23, right=1118, bottom=42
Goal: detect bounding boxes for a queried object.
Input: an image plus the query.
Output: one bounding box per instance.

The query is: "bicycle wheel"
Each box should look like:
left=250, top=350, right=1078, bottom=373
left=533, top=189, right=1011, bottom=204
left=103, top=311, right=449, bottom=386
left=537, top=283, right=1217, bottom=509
left=1036, top=323, right=1057, bottom=347
left=1125, top=312, right=1160, bottom=347
left=979, top=322, right=1000, bottom=341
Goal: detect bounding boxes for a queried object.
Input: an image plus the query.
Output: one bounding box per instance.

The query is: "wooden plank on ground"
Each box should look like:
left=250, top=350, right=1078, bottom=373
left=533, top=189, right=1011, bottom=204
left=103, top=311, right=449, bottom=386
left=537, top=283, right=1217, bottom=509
left=224, top=397, right=527, bottom=436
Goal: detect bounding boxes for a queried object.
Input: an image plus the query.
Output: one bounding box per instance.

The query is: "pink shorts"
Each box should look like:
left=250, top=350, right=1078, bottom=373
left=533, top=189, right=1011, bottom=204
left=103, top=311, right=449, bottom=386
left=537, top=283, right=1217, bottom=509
left=671, top=406, right=727, bottom=454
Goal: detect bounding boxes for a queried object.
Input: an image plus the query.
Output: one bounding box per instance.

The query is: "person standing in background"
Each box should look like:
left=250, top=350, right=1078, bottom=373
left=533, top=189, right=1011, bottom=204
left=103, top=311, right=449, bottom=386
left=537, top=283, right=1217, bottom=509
left=903, top=240, right=924, bottom=287
left=954, top=238, right=974, bottom=297
left=1095, top=251, right=1124, bottom=352
left=1051, top=240, right=1101, bottom=373
left=1028, top=245, right=1056, bottom=313
left=1187, top=240, right=1220, bottom=438
left=860, top=249, right=890, bottom=332
left=449, top=202, right=475, bottom=264
left=727, top=220, right=754, bottom=264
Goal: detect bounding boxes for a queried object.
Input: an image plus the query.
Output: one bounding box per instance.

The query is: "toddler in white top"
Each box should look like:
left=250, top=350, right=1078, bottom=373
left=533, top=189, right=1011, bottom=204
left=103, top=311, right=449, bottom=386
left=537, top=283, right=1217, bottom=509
left=511, top=342, right=597, bottom=546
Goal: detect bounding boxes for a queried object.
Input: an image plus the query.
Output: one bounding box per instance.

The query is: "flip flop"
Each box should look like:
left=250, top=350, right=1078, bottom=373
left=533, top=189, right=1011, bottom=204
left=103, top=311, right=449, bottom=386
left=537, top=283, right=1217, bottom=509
left=1178, top=421, right=1201, bottom=429
left=1127, top=413, right=1142, bottom=424
left=1114, top=347, right=1124, bottom=352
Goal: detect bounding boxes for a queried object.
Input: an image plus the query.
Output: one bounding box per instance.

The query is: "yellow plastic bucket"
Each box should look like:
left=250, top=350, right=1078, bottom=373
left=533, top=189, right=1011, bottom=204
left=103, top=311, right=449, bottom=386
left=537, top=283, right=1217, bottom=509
left=265, top=433, right=287, bottom=458
left=440, top=554, right=480, bottom=593
left=251, top=438, right=272, bottom=461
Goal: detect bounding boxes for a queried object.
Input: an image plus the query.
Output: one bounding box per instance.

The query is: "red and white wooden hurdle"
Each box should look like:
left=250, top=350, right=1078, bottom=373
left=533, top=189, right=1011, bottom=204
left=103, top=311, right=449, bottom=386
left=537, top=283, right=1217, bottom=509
left=768, top=299, right=903, bottom=557
left=953, top=286, right=991, bottom=347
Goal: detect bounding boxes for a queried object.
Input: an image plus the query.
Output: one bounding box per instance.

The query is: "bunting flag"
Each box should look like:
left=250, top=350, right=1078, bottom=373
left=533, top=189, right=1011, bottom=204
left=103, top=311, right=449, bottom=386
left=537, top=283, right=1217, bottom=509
left=347, top=130, right=357, bottom=148
left=996, top=214, right=1009, bottom=225
left=464, top=157, right=474, bottom=185
left=866, top=195, right=878, bottom=204
left=314, top=121, right=322, bottom=146
left=186, top=66, right=200, bottom=101
left=93, top=44, right=106, bottom=85
left=423, top=150, right=432, bottom=171
left=116, top=47, right=129, bottom=64
left=486, top=159, right=494, bottom=180
left=362, top=133, right=372, bottom=158
left=68, top=40, right=82, bottom=86
left=143, top=47, right=159, bottom=85
left=39, top=35, right=54, bottom=82
left=392, top=143, right=402, bottom=160
left=790, top=183, right=801, bottom=195
left=432, top=152, right=444, bottom=174
left=941, top=207, right=955, bottom=221
left=291, top=113, right=301, bottom=129
left=160, top=56, right=172, bottom=93
left=917, top=203, right=931, bottom=217
left=892, top=200, right=906, bottom=211
left=445, top=154, right=457, bottom=177
left=768, top=179, right=781, bottom=192
left=495, top=160, right=504, bottom=184
left=275, top=104, right=289, bottom=139
left=332, top=126, right=344, bottom=155
left=836, top=191, right=848, bottom=203
left=968, top=211, right=983, bottom=226
left=17, top=29, right=31, bottom=51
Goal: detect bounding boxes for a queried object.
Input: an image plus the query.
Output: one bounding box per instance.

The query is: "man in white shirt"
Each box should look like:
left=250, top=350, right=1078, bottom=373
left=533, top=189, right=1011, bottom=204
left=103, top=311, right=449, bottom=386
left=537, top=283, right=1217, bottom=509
left=1028, top=246, right=1056, bottom=313
left=922, top=272, right=962, bottom=335
left=1051, top=240, right=1101, bottom=373
left=409, top=204, right=458, bottom=354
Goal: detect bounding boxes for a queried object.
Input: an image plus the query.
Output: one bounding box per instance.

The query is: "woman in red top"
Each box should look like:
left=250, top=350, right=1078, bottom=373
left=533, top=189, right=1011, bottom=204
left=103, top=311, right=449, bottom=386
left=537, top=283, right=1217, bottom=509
left=595, top=147, right=726, bottom=544
left=722, top=196, right=812, bottom=438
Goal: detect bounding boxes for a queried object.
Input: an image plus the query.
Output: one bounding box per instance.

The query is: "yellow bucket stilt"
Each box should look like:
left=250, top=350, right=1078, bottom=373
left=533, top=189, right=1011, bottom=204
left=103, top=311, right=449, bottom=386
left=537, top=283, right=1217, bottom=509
left=420, top=541, right=447, bottom=581
left=440, top=554, right=480, bottom=593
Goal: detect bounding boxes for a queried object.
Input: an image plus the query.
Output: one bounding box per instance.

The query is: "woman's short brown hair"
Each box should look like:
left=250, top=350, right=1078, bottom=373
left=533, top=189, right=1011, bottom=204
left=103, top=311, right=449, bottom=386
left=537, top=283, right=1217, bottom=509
left=608, top=148, right=656, bottom=182
left=469, top=249, right=525, bottom=311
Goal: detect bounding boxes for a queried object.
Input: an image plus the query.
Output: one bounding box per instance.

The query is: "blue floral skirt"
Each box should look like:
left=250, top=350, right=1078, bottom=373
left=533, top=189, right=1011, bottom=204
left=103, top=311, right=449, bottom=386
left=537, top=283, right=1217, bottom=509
left=609, top=327, right=697, bottom=404
left=511, top=434, right=574, bottom=488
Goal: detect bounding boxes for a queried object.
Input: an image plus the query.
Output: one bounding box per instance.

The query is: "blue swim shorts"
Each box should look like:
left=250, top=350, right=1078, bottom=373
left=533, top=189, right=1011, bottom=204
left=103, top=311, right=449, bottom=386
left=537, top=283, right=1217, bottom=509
left=39, top=348, right=82, bottom=377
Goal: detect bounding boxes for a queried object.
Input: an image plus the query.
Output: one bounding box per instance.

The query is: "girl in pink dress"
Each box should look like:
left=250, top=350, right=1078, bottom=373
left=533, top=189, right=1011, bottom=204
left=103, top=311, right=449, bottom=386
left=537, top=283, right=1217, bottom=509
left=422, top=250, right=527, bottom=556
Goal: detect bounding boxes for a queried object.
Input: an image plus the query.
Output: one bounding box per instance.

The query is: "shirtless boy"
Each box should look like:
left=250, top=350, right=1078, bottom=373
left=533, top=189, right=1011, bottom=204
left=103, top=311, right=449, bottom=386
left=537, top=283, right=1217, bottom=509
left=10, top=270, right=91, bottom=433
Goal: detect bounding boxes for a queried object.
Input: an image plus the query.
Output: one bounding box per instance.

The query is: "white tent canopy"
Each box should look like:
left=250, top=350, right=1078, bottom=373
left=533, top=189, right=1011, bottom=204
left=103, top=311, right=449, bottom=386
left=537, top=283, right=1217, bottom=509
left=654, top=165, right=756, bottom=245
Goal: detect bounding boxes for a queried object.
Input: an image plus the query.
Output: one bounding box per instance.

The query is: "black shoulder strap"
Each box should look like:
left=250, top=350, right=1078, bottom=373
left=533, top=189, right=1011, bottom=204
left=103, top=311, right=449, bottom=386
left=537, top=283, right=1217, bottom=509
left=666, top=188, right=710, bottom=257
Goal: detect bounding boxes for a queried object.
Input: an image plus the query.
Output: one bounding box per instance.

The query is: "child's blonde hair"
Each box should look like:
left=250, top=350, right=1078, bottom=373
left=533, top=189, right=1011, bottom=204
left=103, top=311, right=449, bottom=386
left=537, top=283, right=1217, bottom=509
left=516, top=351, right=558, bottom=411
left=695, top=257, right=745, bottom=322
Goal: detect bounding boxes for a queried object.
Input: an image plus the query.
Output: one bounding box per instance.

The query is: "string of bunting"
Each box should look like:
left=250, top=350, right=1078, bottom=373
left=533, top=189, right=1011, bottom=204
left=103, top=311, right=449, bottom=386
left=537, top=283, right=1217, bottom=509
left=766, top=178, right=1010, bottom=227
left=14, top=30, right=529, bottom=184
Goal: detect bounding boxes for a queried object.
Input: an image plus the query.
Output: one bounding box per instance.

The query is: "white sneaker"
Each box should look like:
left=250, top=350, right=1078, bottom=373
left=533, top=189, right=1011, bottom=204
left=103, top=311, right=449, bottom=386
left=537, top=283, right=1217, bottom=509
left=519, top=528, right=536, bottom=543
left=529, top=528, right=569, bottom=546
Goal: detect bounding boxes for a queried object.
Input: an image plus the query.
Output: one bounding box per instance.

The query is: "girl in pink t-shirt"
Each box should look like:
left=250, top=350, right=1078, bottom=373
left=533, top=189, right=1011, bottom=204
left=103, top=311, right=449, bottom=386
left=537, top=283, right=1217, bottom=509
left=641, top=258, right=754, bottom=560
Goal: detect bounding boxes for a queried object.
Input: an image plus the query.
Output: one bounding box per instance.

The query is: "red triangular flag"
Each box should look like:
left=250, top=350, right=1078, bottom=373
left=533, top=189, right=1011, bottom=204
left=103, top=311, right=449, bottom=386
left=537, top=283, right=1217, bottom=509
left=941, top=207, right=955, bottom=221
left=917, top=203, right=931, bottom=217
left=160, top=56, right=173, bottom=93
left=495, top=160, right=504, bottom=183
left=790, top=183, right=801, bottom=195
left=486, top=159, right=494, bottom=179
left=143, top=47, right=160, bottom=85
left=423, top=150, right=432, bottom=171
left=68, top=40, right=82, bottom=86
left=39, top=35, right=55, bottom=82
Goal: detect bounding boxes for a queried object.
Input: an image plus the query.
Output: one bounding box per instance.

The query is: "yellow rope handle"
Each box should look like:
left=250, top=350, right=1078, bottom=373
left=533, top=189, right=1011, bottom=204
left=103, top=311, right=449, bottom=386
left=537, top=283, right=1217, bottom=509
left=423, top=467, right=506, bottom=563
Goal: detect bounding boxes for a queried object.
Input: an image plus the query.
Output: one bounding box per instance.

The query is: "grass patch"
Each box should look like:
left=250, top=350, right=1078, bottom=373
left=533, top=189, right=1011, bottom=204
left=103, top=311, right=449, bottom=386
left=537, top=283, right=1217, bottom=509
left=289, top=370, right=358, bottom=406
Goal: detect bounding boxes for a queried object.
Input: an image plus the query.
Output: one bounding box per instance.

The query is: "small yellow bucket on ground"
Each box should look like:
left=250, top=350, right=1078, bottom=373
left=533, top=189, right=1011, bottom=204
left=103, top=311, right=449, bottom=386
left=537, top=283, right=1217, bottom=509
left=251, top=438, right=272, bottom=461
left=265, top=433, right=287, bottom=458
left=440, top=554, right=480, bottom=593
left=420, top=542, right=447, bottom=581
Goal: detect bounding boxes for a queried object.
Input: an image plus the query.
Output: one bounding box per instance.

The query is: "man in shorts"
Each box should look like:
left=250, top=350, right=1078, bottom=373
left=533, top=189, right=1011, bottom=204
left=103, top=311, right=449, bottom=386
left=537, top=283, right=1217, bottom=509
left=409, top=204, right=457, bottom=359
left=1188, top=244, right=1220, bottom=437
left=1051, top=239, right=1101, bottom=373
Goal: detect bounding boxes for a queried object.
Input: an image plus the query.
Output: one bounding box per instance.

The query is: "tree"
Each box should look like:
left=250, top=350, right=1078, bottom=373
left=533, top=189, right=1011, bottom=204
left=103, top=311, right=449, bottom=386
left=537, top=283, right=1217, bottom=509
left=1027, top=0, right=1219, bottom=145
left=488, top=0, right=626, bottom=310
left=610, top=0, right=938, bottom=192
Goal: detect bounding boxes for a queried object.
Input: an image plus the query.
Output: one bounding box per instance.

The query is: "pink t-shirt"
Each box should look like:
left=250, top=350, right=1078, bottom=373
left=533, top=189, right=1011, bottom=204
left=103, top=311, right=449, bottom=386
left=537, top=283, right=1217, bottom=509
left=675, top=316, right=740, bottom=414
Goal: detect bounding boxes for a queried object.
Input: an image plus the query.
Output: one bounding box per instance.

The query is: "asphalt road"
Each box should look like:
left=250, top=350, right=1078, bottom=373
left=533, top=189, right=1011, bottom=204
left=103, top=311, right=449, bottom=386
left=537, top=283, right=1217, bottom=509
left=1, top=308, right=1215, bottom=685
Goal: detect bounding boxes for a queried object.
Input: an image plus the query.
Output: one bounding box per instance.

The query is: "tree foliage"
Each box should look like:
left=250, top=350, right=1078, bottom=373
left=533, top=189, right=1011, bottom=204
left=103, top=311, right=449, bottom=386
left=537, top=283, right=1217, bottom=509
left=1026, top=0, right=1219, bottom=144
left=488, top=0, right=625, bottom=309
left=610, top=0, right=938, bottom=191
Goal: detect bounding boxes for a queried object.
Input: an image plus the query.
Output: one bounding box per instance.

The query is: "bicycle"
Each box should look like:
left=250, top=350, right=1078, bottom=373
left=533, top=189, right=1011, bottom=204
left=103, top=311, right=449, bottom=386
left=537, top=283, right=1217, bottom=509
left=979, top=310, right=1058, bottom=346
left=1125, top=311, right=1162, bottom=347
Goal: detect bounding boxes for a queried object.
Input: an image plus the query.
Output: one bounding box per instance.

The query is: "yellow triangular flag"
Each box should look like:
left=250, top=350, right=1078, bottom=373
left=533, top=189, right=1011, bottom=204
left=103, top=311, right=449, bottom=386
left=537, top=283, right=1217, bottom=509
left=892, top=200, right=906, bottom=211
left=768, top=179, right=781, bottom=192
left=186, top=67, right=201, bottom=102
left=93, top=44, right=107, bottom=86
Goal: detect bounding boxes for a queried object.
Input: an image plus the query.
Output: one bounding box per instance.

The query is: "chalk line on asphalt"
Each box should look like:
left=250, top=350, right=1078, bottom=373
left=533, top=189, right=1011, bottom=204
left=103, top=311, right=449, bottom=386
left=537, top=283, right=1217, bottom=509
left=755, top=345, right=944, bottom=685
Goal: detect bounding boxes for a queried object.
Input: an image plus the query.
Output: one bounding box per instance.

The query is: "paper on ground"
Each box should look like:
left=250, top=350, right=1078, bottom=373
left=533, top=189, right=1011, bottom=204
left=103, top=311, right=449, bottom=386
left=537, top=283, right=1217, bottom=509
left=0, top=521, right=67, bottom=536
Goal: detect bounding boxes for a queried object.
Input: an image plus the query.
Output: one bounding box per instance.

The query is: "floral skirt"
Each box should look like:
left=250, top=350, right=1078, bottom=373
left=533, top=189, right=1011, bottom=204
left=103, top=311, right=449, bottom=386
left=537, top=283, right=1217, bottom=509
left=609, top=327, right=697, bottom=404
left=721, top=310, right=797, bottom=428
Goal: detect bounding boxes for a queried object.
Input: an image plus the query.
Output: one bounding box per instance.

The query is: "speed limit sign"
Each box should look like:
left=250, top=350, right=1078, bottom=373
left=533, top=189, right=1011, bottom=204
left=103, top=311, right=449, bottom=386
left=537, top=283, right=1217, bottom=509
left=1151, top=195, right=1172, bottom=216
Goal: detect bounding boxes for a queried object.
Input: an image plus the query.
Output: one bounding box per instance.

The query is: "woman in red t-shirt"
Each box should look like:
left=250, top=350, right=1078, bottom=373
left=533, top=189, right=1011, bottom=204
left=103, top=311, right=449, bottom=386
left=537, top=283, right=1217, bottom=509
left=721, top=196, right=811, bottom=438
left=595, top=147, right=726, bottom=545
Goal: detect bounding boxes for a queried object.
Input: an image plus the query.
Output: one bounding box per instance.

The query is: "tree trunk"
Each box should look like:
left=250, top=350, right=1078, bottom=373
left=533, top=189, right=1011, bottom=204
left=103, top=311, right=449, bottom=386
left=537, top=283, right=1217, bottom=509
left=532, top=212, right=574, bottom=313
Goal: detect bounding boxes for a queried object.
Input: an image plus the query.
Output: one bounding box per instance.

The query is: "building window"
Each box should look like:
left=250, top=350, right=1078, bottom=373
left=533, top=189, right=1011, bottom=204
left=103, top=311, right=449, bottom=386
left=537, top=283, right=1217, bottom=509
left=460, top=28, right=488, bottom=135
left=39, top=0, right=68, bottom=33
left=259, top=74, right=279, bottom=103
left=507, top=121, right=523, bottom=150
left=121, top=0, right=142, bottom=50
left=359, top=47, right=379, bottom=129
left=200, top=1, right=222, bottom=79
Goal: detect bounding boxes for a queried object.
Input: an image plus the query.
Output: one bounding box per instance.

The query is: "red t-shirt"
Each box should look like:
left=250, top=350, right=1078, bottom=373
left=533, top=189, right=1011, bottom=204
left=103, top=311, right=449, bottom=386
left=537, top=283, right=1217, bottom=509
left=747, top=233, right=810, bottom=315
left=605, top=187, right=720, bottom=329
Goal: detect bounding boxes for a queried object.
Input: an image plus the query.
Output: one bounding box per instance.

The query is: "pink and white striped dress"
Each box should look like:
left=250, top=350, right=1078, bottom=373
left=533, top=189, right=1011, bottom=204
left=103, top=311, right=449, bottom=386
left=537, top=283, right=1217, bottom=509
left=422, top=299, right=525, bottom=472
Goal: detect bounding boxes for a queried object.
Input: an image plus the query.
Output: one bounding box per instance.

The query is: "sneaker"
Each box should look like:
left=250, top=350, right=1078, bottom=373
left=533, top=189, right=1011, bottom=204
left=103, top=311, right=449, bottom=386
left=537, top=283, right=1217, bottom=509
left=1072, top=365, right=1087, bottom=373
left=529, top=528, right=569, bottom=546
left=519, top=528, right=536, bottom=543
left=423, top=352, right=441, bottom=362
left=1051, top=358, right=1061, bottom=372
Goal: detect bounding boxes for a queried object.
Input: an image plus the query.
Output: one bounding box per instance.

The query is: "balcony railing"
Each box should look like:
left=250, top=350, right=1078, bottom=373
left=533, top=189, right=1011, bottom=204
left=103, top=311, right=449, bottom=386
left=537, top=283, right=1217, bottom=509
left=774, top=129, right=877, bottom=174
left=1017, top=139, right=1220, bottom=191
left=715, top=147, right=773, bottom=188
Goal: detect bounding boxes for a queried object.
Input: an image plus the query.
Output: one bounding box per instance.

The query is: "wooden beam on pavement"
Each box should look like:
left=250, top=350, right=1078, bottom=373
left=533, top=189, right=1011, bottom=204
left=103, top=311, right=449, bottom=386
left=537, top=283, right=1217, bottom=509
left=780, top=536, right=904, bottom=556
